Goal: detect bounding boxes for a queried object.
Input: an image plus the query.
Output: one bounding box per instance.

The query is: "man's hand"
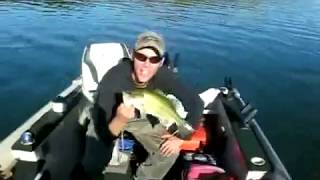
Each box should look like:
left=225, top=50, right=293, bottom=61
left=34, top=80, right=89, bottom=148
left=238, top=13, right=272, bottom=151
left=115, top=103, right=135, bottom=123
left=109, top=103, right=135, bottom=136
left=160, top=134, right=184, bottom=156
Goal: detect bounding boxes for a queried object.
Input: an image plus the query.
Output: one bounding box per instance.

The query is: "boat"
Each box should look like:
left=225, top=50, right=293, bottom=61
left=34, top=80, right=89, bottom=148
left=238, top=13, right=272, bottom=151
left=0, top=42, right=291, bottom=180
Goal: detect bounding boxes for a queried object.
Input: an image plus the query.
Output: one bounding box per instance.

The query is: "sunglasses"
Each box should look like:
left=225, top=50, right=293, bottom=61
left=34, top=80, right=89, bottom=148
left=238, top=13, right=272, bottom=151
left=133, top=51, right=162, bottom=64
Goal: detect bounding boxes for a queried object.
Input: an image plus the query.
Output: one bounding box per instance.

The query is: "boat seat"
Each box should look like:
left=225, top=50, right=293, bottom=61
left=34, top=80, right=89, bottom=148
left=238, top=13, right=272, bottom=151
left=81, top=43, right=130, bottom=102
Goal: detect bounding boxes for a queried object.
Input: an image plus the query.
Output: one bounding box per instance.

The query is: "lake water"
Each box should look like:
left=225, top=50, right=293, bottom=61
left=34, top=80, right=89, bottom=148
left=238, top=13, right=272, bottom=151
left=0, top=0, right=319, bottom=179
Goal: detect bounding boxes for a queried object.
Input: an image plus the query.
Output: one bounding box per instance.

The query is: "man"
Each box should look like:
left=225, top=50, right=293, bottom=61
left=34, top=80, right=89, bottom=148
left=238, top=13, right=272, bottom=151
left=82, top=31, right=204, bottom=179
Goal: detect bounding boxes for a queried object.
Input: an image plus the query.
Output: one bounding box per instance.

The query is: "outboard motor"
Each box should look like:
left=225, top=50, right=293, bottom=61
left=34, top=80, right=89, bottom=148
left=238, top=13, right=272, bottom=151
left=222, top=77, right=258, bottom=128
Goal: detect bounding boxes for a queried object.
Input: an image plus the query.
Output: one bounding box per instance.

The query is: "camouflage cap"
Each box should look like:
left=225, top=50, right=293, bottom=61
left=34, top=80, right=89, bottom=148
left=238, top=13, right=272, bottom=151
left=135, top=31, right=165, bottom=57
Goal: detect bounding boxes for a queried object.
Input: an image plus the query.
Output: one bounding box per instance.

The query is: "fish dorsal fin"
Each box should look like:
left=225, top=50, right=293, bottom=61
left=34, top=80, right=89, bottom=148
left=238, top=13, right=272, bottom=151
left=153, top=89, right=179, bottom=110
left=152, top=89, right=188, bottom=119
left=152, top=89, right=179, bottom=115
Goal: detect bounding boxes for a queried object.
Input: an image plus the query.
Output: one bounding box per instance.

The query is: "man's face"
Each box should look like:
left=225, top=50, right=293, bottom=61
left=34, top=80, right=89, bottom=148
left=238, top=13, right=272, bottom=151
left=133, top=48, right=162, bottom=83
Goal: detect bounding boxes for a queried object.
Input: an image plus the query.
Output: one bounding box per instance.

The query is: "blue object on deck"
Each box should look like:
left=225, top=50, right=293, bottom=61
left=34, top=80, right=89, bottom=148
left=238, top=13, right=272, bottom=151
left=20, top=131, right=35, bottom=145
left=118, top=138, right=135, bottom=152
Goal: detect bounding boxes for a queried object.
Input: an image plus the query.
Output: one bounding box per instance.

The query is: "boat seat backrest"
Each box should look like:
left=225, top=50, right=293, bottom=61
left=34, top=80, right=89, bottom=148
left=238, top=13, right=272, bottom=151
left=81, top=43, right=130, bottom=102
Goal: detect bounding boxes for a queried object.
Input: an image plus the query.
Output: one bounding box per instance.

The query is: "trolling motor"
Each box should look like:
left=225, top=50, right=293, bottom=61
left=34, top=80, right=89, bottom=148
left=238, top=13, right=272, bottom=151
left=163, top=52, right=179, bottom=73
left=223, top=76, right=258, bottom=128
left=224, top=76, right=233, bottom=91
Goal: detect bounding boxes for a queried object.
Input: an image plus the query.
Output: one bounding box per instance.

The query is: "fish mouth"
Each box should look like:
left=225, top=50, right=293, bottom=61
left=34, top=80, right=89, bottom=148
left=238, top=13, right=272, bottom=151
left=122, top=90, right=132, bottom=95
left=122, top=90, right=137, bottom=98
left=122, top=90, right=144, bottom=106
left=123, top=90, right=144, bottom=97
left=122, top=91, right=132, bottom=106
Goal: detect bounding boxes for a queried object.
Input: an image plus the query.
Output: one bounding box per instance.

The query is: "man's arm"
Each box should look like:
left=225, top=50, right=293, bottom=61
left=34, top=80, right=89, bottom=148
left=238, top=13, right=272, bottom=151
left=93, top=63, right=134, bottom=145
left=93, top=71, right=121, bottom=145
